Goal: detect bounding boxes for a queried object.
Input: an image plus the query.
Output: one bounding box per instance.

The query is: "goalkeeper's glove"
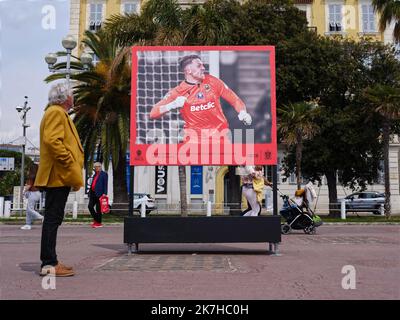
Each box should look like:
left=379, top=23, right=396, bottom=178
left=238, top=110, right=252, bottom=126
left=161, top=96, right=187, bottom=113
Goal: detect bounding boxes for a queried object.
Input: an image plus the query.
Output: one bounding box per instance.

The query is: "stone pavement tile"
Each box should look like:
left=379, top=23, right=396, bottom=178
left=0, top=224, right=399, bottom=299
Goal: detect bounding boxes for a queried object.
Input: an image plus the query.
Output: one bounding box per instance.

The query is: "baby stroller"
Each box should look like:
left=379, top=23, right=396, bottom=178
left=279, top=184, right=323, bottom=235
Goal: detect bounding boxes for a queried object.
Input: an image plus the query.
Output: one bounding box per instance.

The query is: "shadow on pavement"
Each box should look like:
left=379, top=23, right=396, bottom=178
left=133, top=250, right=275, bottom=255
left=19, top=262, right=41, bottom=276
left=92, top=243, right=275, bottom=255
left=92, top=243, right=131, bottom=253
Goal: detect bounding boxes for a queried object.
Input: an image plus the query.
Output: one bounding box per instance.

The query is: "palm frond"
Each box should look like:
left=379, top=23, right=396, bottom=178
left=44, top=73, right=69, bottom=83
left=278, top=102, right=320, bottom=146
left=101, top=125, right=111, bottom=171
left=372, top=0, right=400, bottom=41
left=117, top=113, right=129, bottom=153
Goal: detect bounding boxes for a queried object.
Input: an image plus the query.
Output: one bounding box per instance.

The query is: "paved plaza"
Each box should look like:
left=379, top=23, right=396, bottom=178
left=0, top=223, right=399, bottom=300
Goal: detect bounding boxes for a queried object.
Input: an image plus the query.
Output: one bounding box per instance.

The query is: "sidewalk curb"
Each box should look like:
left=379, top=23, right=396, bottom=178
left=1, top=221, right=399, bottom=225
left=321, top=222, right=400, bottom=225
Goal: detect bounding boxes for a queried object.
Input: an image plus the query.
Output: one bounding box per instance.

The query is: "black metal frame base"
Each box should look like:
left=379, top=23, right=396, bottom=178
left=124, top=216, right=281, bottom=254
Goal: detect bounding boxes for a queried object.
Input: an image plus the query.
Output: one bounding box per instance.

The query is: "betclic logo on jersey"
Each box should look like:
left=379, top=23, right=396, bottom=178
left=190, top=101, right=215, bottom=112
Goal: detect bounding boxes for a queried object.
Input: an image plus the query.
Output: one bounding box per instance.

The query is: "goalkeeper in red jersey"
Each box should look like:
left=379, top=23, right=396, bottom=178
left=149, top=54, right=252, bottom=142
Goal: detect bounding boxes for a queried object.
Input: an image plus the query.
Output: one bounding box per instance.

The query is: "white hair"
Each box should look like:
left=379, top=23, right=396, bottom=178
left=94, top=162, right=102, bottom=167
left=48, top=83, right=72, bottom=105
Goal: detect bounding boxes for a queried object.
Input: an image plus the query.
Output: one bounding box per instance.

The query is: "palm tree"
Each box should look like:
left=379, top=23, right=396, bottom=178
left=103, top=0, right=231, bottom=216
left=278, top=101, right=320, bottom=190
left=104, top=0, right=189, bottom=215
left=372, top=0, right=400, bottom=42
left=105, top=0, right=184, bottom=46
left=104, top=0, right=231, bottom=47
left=364, top=84, right=400, bottom=218
left=180, top=0, right=231, bottom=45
left=45, top=30, right=131, bottom=206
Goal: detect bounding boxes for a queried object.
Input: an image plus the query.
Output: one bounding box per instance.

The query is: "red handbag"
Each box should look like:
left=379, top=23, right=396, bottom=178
left=99, top=195, right=110, bottom=214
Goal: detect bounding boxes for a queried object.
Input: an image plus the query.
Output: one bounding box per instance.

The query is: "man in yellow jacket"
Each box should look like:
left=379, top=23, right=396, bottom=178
left=35, top=82, right=84, bottom=277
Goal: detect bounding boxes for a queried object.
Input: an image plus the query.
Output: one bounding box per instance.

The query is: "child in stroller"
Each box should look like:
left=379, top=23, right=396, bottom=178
left=279, top=183, right=323, bottom=234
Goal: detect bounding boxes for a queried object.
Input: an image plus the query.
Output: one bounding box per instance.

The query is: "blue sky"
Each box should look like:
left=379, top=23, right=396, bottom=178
left=0, top=0, right=69, bottom=148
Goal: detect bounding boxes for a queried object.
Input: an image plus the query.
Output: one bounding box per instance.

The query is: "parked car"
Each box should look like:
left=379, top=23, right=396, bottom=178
left=339, top=192, right=385, bottom=215
left=133, top=193, right=156, bottom=214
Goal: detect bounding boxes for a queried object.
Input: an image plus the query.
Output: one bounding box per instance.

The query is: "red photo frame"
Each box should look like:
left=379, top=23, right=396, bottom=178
left=130, top=46, right=277, bottom=166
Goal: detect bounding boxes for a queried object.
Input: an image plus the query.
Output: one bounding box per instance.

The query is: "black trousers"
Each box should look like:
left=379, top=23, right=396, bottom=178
left=40, top=186, right=70, bottom=267
left=88, top=191, right=102, bottom=223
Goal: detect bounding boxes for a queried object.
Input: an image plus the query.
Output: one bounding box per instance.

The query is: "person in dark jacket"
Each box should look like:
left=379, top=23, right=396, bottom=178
left=88, top=162, right=108, bottom=228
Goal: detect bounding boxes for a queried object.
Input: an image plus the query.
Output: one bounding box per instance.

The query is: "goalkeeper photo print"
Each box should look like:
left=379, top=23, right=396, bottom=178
left=130, top=46, right=276, bottom=166
left=149, top=54, right=253, bottom=142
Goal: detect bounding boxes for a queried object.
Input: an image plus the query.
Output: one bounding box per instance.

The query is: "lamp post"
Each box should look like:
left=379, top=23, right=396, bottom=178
left=16, top=96, right=30, bottom=212
left=45, top=35, right=92, bottom=89
left=61, top=35, right=76, bottom=89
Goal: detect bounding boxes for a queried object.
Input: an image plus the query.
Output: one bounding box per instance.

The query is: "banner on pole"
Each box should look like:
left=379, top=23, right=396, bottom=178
left=155, top=166, right=168, bottom=195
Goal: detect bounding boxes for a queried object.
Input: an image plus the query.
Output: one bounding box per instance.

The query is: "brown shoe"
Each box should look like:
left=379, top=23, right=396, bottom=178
left=40, top=263, right=74, bottom=277
left=58, top=262, right=73, bottom=270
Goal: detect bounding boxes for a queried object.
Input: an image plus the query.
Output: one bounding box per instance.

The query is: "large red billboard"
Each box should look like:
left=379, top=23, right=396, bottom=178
left=130, top=46, right=277, bottom=166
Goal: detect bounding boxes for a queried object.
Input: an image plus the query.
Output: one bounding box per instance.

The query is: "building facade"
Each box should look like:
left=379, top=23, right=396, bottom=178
left=70, top=0, right=396, bottom=56
left=67, top=0, right=400, bottom=214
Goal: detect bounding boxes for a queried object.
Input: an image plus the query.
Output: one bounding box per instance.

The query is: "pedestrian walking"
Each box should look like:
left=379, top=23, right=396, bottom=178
left=20, top=163, right=43, bottom=230
left=88, top=162, right=108, bottom=228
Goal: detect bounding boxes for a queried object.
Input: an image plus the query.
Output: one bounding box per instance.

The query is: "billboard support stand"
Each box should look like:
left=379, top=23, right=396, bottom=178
left=273, top=165, right=278, bottom=216
left=128, top=165, right=134, bottom=217
left=124, top=46, right=281, bottom=254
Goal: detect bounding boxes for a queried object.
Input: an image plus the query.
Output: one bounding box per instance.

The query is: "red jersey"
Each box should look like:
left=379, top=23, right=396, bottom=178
left=150, top=74, right=245, bottom=137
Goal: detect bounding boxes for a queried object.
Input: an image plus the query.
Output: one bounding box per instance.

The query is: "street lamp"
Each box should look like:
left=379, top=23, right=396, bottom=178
left=62, top=35, right=76, bottom=89
left=80, top=52, right=93, bottom=70
left=45, top=35, right=92, bottom=89
left=16, top=96, right=30, bottom=212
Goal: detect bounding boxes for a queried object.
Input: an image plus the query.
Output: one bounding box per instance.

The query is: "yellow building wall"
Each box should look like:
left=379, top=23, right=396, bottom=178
left=77, top=0, right=384, bottom=54
left=78, top=0, right=87, bottom=55
left=346, top=0, right=359, bottom=38
left=78, top=0, right=127, bottom=54
left=106, top=0, right=122, bottom=16
left=312, top=0, right=325, bottom=35
left=310, top=0, right=382, bottom=41
left=215, top=166, right=228, bottom=214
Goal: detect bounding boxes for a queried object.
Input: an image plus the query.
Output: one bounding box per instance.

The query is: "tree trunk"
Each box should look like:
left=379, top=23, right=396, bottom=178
left=227, top=166, right=241, bottom=215
left=326, top=169, right=339, bottom=217
left=112, top=151, right=128, bottom=205
left=296, top=130, right=303, bottom=190
left=382, top=120, right=391, bottom=219
left=178, top=165, right=188, bottom=217
left=96, top=142, right=103, bottom=164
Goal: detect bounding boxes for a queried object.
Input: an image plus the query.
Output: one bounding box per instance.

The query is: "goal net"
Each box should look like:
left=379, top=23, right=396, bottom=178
left=135, top=50, right=219, bottom=145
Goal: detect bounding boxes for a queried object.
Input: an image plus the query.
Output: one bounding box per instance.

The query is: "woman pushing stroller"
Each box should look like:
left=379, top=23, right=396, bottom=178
left=280, top=182, right=323, bottom=234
